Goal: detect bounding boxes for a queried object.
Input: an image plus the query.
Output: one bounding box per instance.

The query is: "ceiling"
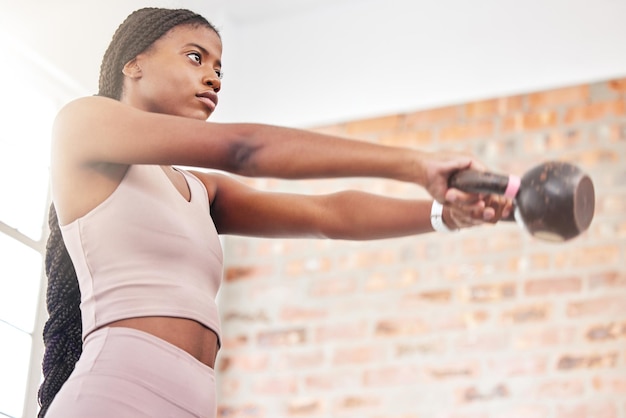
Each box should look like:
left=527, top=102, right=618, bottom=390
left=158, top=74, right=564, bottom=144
left=2, top=0, right=626, bottom=127
left=0, top=0, right=351, bottom=94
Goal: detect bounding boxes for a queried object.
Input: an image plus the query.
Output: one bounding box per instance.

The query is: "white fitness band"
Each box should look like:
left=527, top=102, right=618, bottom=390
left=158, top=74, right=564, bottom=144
left=430, top=200, right=457, bottom=233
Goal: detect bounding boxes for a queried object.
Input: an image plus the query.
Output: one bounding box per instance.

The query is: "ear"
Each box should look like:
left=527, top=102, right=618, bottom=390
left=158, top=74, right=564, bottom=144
left=122, top=58, right=142, bottom=79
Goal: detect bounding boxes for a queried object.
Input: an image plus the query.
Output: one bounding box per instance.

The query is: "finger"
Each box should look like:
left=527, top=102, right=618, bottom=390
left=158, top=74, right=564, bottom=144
left=485, top=195, right=514, bottom=221
left=445, top=189, right=484, bottom=205
left=467, top=159, right=487, bottom=172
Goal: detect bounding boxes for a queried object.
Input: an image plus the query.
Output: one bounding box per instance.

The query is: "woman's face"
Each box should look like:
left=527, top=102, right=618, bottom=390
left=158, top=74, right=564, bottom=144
left=122, top=24, right=223, bottom=120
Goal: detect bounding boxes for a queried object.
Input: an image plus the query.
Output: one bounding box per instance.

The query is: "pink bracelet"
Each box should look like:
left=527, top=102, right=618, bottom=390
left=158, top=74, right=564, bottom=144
left=504, top=175, right=521, bottom=199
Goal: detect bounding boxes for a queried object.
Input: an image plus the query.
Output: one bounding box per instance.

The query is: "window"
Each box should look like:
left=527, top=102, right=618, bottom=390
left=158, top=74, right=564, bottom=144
left=0, top=36, right=85, bottom=418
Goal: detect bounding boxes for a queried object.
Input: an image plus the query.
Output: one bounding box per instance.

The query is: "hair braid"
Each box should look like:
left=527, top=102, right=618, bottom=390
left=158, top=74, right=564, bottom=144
left=37, top=204, right=82, bottom=418
left=38, top=7, right=218, bottom=416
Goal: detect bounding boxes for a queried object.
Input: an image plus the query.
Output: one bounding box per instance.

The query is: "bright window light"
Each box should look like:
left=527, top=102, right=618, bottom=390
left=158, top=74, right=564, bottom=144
left=0, top=55, right=54, bottom=241
left=0, top=321, right=32, bottom=418
left=0, top=234, right=43, bottom=333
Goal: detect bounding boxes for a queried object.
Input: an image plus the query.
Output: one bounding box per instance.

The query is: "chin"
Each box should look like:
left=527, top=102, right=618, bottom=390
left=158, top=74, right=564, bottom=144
left=180, top=109, right=212, bottom=121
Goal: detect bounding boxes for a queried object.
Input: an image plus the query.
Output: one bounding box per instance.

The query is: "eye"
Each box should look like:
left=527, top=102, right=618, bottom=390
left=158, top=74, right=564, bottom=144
left=187, top=52, right=201, bottom=64
left=215, top=69, right=223, bottom=79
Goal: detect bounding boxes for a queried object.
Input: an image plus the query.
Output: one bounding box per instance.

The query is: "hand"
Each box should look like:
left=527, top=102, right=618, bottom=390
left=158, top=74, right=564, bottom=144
left=418, top=151, right=485, bottom=203
left=445, top=193, right=514, bottom=229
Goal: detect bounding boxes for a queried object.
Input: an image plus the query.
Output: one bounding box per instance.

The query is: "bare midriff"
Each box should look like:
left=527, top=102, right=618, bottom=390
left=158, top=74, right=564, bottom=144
left=106, top=317, right=219, bottom=369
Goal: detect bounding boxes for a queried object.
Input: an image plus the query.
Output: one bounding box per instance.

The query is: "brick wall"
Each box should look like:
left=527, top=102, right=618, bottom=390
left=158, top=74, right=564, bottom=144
left=216, top=78, right=626, bottom=418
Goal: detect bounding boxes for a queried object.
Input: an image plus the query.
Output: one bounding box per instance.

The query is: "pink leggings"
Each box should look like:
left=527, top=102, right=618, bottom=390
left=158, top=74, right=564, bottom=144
left=45, top=326, right=216, bottom=418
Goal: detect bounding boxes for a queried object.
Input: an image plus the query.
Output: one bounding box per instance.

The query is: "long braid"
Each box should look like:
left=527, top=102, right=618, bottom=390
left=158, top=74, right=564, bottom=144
left=38, top=7, right=218, bottom=416
left=37, top=205, right=82, bottom=418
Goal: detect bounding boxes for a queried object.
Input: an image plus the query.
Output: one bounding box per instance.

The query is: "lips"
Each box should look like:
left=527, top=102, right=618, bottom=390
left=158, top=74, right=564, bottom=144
left=196, top=90, right=218, bottom=112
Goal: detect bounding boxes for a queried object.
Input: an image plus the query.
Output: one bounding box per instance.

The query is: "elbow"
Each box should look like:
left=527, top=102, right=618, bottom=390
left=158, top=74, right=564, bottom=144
left=224, top=125, right=263, bottom=176
left=227, top=142, right=259, bottom=175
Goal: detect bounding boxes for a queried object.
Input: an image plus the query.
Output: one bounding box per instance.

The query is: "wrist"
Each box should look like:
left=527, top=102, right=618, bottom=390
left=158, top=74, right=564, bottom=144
left=401, top=150, right=428, bottom=186
left=430, top=200, right=459, bottom=233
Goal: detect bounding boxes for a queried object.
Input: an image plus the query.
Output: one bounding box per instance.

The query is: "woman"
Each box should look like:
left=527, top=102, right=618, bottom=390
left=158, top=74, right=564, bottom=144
left=39, top=7, right=511, bottom=418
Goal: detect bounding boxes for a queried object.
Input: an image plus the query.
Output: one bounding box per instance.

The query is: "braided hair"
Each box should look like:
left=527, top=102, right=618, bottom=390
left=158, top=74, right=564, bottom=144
left=38, top=8, right=218, bottom=417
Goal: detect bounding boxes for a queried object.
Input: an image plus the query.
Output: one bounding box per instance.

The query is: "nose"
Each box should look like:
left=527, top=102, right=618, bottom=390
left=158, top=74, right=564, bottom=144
left=203, top=71, right=221, bottom=93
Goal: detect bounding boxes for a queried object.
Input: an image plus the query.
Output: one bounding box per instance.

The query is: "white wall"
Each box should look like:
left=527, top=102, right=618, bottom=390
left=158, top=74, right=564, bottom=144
left=1, top=0, right=625, bottom=128
left=214, top=0, right=626, bottom=126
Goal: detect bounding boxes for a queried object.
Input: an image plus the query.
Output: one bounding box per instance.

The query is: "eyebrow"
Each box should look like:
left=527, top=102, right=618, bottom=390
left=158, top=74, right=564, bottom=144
left=185, top=43, right=222, bottom=68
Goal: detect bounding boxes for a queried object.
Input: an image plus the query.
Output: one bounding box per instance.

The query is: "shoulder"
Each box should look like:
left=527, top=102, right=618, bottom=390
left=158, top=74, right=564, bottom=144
left=55, top=96, right=128, bottom=126
left=53, top=96, right=120, bottom=138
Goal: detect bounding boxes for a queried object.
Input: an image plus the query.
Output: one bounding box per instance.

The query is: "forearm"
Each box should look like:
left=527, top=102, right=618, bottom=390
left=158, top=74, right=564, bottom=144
left=224, top=123, right=429, bottom=187
left=320, top=191, right=446, bottom=240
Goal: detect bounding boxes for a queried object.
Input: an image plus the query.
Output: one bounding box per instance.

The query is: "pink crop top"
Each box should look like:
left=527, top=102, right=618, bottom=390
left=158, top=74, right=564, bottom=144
left=60, top=165, right=223, bottom=343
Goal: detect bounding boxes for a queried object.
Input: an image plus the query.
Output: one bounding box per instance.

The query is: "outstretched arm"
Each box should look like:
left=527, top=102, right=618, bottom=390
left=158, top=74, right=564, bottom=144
left=54, top=96, right=479, bottom=203
left=197, top=172, right=504, bottom=239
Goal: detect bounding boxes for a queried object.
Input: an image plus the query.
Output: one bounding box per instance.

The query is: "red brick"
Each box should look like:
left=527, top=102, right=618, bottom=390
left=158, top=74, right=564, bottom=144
left=608, top=78, right=626, bottom=93
left=461, top=282, right=516, bottom=303
left=379, top=130, right=433, bottom=148
left=487, top=354, right=549, bottom=376
left=598, top=193, right=626, bottom=214
left=528, top=85, right=590, bottom=107
left=593, top=376, right=626, bottom=395
left=554, top=246, right=621, bottom=268
left=502, top=111, right=559, bottom=132
left=332, top=395, right=381, bottom=413
left=589, top=271, right=626, bottom=290
left=555, top=401, right=618, bottom=418
left=374, top=318, right=429, bottom=337
left=567, top=296, right=626, bottom=318
left=501, top=304, right=550, bottom=324
left=257, top=328, right=307, bottom=347
left=309, top=277, right=358, bottom=297
left=523, top=129, right=583, bottom=154
left=220, top=334, right=249, bottom=350
left=252, top=376, right=298, bottom=395
left=424, top=359, right=481, bottom=380
left=363, top=365, right=421, bottom=387
left=556, top=352, right=618, bottom=371
left=287, top=398, right=325, bottom=416
left=524, top=276, right=582, bottom=296
left=536, top=379, right=585, bottom=398
left=563, top=100, right=626, bottom=124
left=512, top=327, right=577, bottom=349
left=345, top=114, right=402, bottom=135
left=275, top=350, right=326, bottom=370
left=314, top=321, right=368, bottom=343
left=451, top=331, right=509, bottom=352
left=400, top=289, right=453, bottom=308
left=489, top=405, right=550, bottom=418
left=217, top=353, right=270, bottom=373
left=461, top=232, right=524, bottom=256
left=585, top=321, right=626, bottom=342
left=333, top=346, right=381, bottom=365
left=395, top=339, right=447, bottom=357
left=438, top=120, right=494, bottom=141
left=304, top=371, right=361, bottom=391
left=405, top=105, right=461, bottom=126
left=280, top=306, right=328, bottom=322
left=506, top=253, right=552, bottom=273
left=465, top=98, right=499, bottom=118
left=337, top=249, right=399, bottom=270
left=224, top=264, right=274, bottom=281
left=217, top=404, right=264, bottom=418
left=457, top=383, right=510, bottom=403
left=312, top=123, right=347, bottom=137
left=285, top=256, right=332, bottom=275
left=223, top=309, right=271, bottom=324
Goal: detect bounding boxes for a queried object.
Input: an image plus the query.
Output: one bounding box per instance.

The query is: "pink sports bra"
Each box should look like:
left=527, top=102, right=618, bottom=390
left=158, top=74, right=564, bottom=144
left=60, top=165, right=223, bottom=343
